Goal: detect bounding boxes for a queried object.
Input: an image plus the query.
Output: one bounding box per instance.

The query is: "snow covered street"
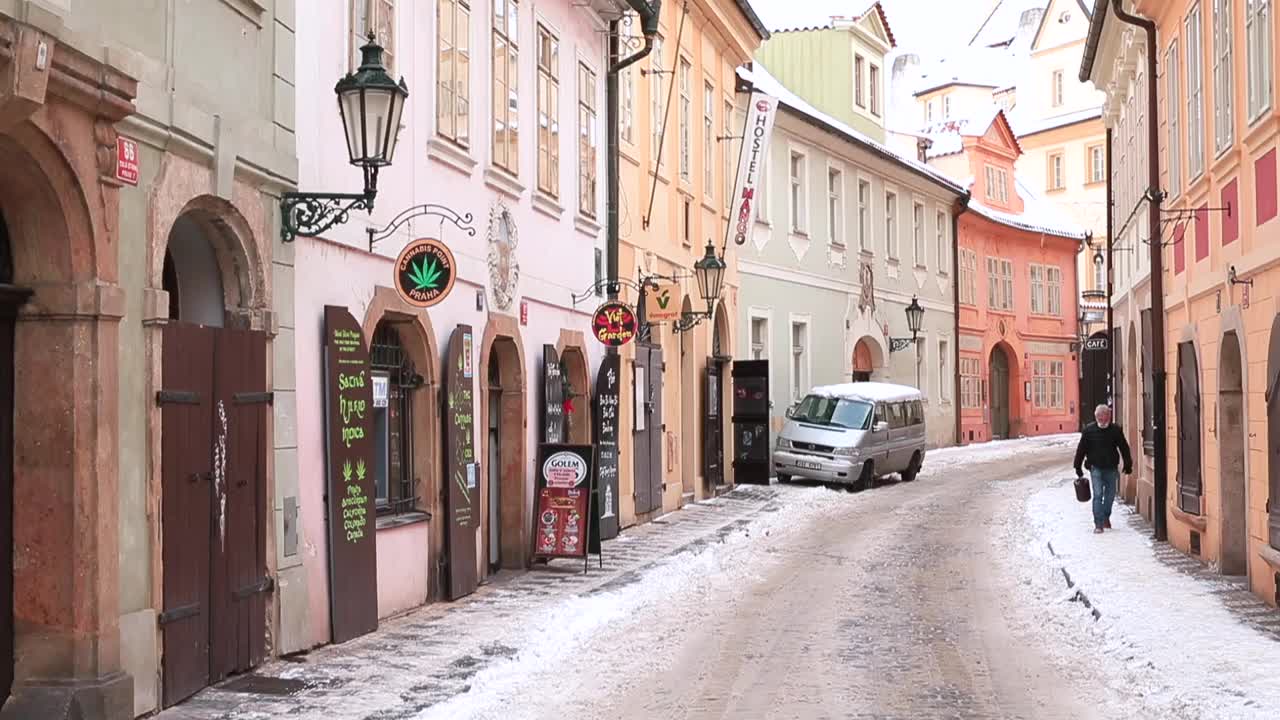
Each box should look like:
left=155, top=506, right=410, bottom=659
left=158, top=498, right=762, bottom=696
left=155, top=435, right=1280, bottom=720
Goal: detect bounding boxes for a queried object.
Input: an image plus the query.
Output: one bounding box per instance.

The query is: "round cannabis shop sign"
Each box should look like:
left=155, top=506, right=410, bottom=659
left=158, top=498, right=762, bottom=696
left=394, top=238, right=457, bottom=308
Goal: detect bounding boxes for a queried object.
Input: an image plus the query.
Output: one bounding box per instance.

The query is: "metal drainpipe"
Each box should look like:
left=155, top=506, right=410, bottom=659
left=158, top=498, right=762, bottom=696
left=952, top=194, right=970, bottom=446
left=1111, top=0, right=1167, bottom=541
left=607, top=2, right=661, bottom=309
left=1106, top=126, right=1114, bottom=405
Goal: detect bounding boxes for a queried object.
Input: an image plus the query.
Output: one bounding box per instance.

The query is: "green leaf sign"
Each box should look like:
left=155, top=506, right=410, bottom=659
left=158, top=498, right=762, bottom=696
left=394, top=238, right=457, bottom=309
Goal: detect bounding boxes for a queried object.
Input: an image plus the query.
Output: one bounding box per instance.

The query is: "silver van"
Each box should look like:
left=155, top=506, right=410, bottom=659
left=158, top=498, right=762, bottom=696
left=772, top=382, right=927, bottom=490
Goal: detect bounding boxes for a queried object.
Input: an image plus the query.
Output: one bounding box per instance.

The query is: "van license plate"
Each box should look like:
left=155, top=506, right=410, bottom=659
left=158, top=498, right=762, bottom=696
left=797, top=461, right=822, bottom=470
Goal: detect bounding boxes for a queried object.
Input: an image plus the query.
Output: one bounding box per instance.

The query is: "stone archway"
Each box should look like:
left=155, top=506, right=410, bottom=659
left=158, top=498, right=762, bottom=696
left=852, top=337, right=883, bottom=382
left=1220, top=331, right=1247, bottom=576
left=989, top=342, right=1017, bottom=439
left=556, top=329, right=591, bottom=445
left=480, top=315, right=528, bottom=574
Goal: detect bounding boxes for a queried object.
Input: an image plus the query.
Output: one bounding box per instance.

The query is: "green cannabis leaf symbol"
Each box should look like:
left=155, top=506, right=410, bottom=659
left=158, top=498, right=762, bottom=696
left=355, top=459, right=367, bottom=481
left=407, top=256, right=443, bottom=291
left=342, top=460, right=353, bottom=483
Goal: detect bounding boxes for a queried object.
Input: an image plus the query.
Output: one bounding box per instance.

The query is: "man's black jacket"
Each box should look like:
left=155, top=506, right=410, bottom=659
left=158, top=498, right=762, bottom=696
left=1074, top=422, right=1133, bottom=476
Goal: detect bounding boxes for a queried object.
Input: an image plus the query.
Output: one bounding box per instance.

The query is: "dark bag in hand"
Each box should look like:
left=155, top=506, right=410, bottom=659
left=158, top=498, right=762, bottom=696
left=1074, top=475, right=1091, bottom=503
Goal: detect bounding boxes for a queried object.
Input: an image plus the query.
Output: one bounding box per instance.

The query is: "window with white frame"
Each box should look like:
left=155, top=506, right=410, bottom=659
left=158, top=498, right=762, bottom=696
left=578, top=62, right=597, bottom=218
left=704, top=81, right=715, bottom=196
left=1095, top=253, right=1106, bottom=290
left=679, top=58, right=691, bottom=180
left=1168, top=41, right=1182, bottom=197
left=984, top=164, right=1009, bottom=203
left=935, top=210, right=949, bottom=274
left=650, top=35, right=664, bottom=166
left=1248, top=0, right=1273, bottom=120
left=855, top=56, right=866, bottom=108
left=620, top=14, right=636, bottom=144
left=1052, top=69, right=1064, bottom=107
left=491, top=0, right=519, bottom=174
left=828, top=167, right=843, bottom=246
left=791, top=321, right=809, bottom=401
left=858, top=179, right=871, bottom=252
left=437, top=0, right=470, bottom=147
left=916, top=339, right=927, bottom=399
left=1048, top=265, right=1062, bottom=315
left=1033, top=360, right=1065, bottom=409
left=959, top=249, right=976, bottom=305
left=536, top=24, right=560, bottom=198
left=1187, top=4, right=1205, bottom=178
left=926, top=100, right=934, bottom=122
left=353, top=0, right=396, bottom=72
left=1030, top=264, right=1045, bottom=314
left=1213, top=0, right=1234, bottom=153
left=869, top=64, right=881, bottom=115
left=789, top=151, right=807, bottom=234
left=885, top=190, right=898, bottom=258
left=1048, top=152, right=1065, bottom=190
left=750, top=316, right=768, bottom=359
left=913, top=202, right=926, bottom=267
left=987, top=257, right=1013, bottom=311
left=723, top=99, right=735, bottom=208
left=1089, top=144, right=1105, bottom=183
left=943, top=95, right=952, bottom=118
left=939, top=339, right=951, bottom=402
left=960, top=357, right=981, bottom=408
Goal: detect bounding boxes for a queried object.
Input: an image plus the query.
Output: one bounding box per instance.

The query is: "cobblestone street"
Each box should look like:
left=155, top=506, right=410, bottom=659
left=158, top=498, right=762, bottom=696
left=154, top=437, right=1280, bottom=720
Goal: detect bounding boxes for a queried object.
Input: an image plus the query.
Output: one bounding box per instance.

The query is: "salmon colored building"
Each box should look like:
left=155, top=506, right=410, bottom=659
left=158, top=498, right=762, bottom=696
left=1081, top=0, right=1280, bottom=607
left=922, top=108, right=1085, bottom=442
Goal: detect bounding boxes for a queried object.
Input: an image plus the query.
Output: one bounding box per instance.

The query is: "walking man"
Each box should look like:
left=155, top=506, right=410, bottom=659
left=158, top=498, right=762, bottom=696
left=1074, top=404, right=1132, bottom=533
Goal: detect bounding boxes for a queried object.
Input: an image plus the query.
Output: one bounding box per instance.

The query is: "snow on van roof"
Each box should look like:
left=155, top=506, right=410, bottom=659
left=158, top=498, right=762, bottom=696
left=808, top=382, right=921, bottom=403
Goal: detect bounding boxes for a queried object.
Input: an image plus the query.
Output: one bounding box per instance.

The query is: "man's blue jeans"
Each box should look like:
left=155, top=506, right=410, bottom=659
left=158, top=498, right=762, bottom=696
left=1091, top=467, right=1119, bottom=529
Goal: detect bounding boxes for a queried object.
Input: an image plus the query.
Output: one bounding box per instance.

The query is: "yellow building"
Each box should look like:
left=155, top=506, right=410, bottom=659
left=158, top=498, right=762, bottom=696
left=614, top=1, right=767, bottom=525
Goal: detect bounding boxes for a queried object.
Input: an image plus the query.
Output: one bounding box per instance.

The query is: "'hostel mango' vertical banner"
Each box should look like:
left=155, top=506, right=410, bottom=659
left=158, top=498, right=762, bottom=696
left=726, top=91, right=779, bottom=247
left=322, top=305, right=378, bottom=643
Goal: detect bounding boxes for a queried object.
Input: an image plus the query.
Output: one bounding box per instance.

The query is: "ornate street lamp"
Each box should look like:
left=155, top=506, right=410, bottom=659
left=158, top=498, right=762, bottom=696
left=693, top=240, right=727, bottom=315
left=281, top=33, right=409, bottom=242
left=888, top=295, right=926, bottom=388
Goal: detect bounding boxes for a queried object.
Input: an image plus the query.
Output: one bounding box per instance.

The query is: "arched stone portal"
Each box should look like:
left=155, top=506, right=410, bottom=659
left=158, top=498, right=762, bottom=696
left=989, top=343, right=1016, bottom=439
left=1219, top=332, right=1247, bottom=576
left=480, top=315, right=528, bottom=574
left=852, top=336, right=884, bottom=382
left=680, top=296, right=697, bottom=500
left=556, top=329, right=591, bottom=445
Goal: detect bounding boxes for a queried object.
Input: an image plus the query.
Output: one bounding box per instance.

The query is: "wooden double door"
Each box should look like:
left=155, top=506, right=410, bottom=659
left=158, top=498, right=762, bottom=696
left=159, top=323, right=270, bottom=707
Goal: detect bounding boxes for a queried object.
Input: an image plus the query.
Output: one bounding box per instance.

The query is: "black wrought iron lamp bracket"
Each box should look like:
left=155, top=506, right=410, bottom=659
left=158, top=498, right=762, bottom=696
left=1228, top=265, right=1253, bottom=287
left=281, top=165, right=382, bottom=243
left=888, top=336, right=917, bottom=353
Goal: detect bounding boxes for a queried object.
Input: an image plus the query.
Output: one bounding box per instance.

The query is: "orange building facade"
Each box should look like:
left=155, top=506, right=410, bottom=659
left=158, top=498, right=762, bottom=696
left=930, top=110, right=1085, bottom=443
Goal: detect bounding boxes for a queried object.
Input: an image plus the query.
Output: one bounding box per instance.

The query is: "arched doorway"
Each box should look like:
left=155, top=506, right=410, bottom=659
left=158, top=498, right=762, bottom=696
left=853, top=339, right=874, bottom=382
left=0, top=211, right=27, bottom=709
left=1176, top=341, right=1202, bottom=515
left=1081, top=330, right=1111, bottom=429
left=482, top=326, right=527, bottom=573
left=560, top=345, right=590, bottom=445
left=1267, top=316, right=1280, bottom=551
left=1219, top=332, right=1247, bottom=575
left=704, top=303, right=730, bottom=494
left=680, top=296, right=696, bottom=500
left=989, top=344, right=1014, bottom=439
left=158, top=202, right=269, bottom=706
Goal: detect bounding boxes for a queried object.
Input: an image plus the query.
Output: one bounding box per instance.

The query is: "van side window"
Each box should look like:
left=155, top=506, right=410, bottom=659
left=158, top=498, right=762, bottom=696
left=912, top=400, right=924, bottom=425
left=889, top=403, right=906, bottom=429
left=874, top=404, right=886, bottom=426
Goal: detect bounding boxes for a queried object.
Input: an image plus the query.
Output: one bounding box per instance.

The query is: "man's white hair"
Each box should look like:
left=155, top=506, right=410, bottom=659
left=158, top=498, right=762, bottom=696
left=1094, top=404, right=1112, bottom=417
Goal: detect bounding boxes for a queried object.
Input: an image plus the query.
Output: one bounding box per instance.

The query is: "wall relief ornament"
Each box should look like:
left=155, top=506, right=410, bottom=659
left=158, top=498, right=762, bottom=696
left=857, top=261, right=876, bottom=315
left=486, top=201, right=520, bottom=312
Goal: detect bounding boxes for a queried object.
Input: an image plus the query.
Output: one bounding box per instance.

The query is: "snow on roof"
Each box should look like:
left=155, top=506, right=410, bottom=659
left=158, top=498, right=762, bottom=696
left=909, top=46, right=1019, bottom=96
left=917, top=105, right=1018, bottom=159
left=739, top=64, right=965, bottom=195
left=751, top=0, right=895, bottom=44
left=968, top=177, right=1088, bottom=239
left=810, top=382, right=921, bottom=404
left=970, top=0, right=1049, bottom=48
left=1012, top=106, right=1104, bottom=137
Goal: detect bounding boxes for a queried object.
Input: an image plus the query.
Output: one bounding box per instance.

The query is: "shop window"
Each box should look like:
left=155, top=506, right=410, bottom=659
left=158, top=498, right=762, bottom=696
left=371, top=321, right=419, bottom=514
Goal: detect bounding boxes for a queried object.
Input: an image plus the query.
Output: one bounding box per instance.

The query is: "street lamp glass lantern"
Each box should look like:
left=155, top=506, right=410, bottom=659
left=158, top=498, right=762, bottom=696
left=694, top=240, right=727, bottom=313
left=336, top=34, right=410, bottom=170
left=905, top=295, right=925, bottom=336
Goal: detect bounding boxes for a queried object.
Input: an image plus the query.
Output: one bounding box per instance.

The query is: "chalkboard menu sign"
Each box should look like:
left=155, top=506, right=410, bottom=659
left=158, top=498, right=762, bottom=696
left=322, top=306, right=378, bottom=643
left=592, top=354, right=621, bottom=540
left=445, top=324, right=479, bottom=600
left=542, top=345, right=564, bottom=444
left=533, top=444, right=595, bottom=562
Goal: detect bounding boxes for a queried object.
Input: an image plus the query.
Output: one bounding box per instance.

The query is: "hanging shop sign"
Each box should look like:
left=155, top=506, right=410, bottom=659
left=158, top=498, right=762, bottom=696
left=643, top=281, right=682, bottom=323
left=322, top=305, right=378, bottom=643
left=1083, top=336, right=1109, bottom=352
left=592, top=354, right=621, bottom=541
left=591, top=301, right=638, bottom=347
left=533, top=444, right=598, bottom=565
left=394, top=237, right=456, bottom=308
left=726, top=92, right=779, bottom=247
left=445, top=324, right=479, bottom=600
left=542, top=345, right=565, bottom=444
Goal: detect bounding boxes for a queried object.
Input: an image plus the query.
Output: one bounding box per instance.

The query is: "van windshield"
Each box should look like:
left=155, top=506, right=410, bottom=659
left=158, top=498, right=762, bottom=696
left=791, top=395, right=873, bottom=430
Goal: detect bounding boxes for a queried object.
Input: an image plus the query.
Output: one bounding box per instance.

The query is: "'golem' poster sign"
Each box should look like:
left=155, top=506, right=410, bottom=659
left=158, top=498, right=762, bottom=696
left=725, top=91, right=779, bottom=247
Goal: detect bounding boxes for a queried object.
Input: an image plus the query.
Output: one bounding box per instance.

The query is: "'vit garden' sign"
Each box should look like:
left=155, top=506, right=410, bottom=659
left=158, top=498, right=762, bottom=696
left=591, top=301, right=638, bottom=347
left=726, top=92, right=779, bottom=247
left=395, top=238, right=457, bottom=308
left=323, top=306, right=378, bottom=643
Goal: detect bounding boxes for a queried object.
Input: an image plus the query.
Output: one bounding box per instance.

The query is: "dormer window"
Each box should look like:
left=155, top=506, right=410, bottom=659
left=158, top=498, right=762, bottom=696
left=984, top=164, right=1009, bottom=204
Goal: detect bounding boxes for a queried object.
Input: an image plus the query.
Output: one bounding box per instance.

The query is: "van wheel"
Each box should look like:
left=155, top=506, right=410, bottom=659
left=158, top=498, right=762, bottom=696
left=901, top=452, right=922, bottom=482
left=856, top=461, right=875, bottom=491
left=776, top=473, right=792, bottom=484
